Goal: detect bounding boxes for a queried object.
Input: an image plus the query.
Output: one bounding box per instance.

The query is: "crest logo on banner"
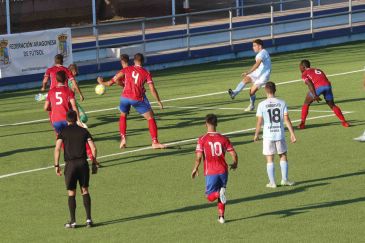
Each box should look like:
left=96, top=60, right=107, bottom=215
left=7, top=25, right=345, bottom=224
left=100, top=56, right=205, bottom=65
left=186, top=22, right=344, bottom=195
left=0, top=39, right=10, bottom=67
left=57, top=33, right=69, bottom=57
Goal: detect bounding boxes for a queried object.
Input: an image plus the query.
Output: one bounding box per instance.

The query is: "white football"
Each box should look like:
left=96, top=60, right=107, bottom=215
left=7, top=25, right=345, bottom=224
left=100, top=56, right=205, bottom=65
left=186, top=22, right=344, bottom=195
left=95, top=84, right=106, bottom=95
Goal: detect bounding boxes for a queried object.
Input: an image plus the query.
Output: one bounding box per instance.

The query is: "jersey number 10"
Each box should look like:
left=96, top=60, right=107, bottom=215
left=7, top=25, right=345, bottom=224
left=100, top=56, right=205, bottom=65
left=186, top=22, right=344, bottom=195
left=267, top=108, right=281, bottom=123
left=208, top=142, right=223, bottom=156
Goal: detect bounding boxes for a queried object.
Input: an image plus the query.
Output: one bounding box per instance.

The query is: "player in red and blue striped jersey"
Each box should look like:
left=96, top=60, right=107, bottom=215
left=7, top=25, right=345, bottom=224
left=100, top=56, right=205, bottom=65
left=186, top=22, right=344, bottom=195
left=298, top=59, right=349, bottom=129
left=192, top=114, right=238, bottom=224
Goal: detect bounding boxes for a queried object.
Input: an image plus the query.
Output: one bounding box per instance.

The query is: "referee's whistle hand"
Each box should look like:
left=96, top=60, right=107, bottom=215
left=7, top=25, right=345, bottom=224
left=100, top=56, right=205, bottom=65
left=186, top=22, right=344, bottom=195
left=55, top=167, right=62, bottom=176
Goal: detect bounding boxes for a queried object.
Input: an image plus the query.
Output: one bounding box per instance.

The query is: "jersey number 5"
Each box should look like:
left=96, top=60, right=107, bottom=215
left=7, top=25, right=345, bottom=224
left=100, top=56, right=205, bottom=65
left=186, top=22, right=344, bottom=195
left=267, top=108, right=281, bottom=123
left=208, top=142, right=223, bottom=156
left=55, top=92, right=63, bottom=105
left=132, top=71, right=139, bottom=85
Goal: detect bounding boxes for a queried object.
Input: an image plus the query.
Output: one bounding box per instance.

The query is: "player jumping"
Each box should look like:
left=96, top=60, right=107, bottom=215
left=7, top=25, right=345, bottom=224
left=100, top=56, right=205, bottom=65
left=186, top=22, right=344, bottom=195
left=97, top=53, right=165, bottom=149
left=254, top=82, right=296, bottom=188
left=192, top=114, right=238, bottom=224
left=298, top=60, right=350, bottom=129
left=228, top=39, right=271, bottom=111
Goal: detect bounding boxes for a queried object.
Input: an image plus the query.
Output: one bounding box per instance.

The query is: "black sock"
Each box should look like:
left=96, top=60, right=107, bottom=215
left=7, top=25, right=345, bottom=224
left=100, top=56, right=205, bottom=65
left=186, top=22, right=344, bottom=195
left=68, top=196, right=76, bottom=223
left=82, top=193, right=92, bottom=220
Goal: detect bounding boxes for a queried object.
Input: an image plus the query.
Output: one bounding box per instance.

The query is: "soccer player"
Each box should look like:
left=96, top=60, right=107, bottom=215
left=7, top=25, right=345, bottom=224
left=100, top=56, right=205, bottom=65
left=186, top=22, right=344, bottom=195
left=54, top=110, right=98, bottom=228
left=354, top=73, right=365, bottom=141
left=41, top=54, right=84, bottom=102
left=97, top=54, right=129, bottom=87
left=192, top=114, right=238, bottom=224
left=228, top=39, right=271, bottom=111
left=254, top=82, right=296, bottom=188
left=97, top=53, right=165, bottom=149
left=44, top=71, right=80, bottom=134
left=298, top=60, right=350, bottom=129
left=68, top=63, right=88, bottom=124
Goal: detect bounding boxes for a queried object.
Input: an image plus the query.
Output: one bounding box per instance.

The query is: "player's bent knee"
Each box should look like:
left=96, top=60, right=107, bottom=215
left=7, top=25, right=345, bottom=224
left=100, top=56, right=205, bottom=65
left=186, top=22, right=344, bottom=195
left=81, top=187, right=89, bottom=195
left=68, top=190, right=76, bottom=196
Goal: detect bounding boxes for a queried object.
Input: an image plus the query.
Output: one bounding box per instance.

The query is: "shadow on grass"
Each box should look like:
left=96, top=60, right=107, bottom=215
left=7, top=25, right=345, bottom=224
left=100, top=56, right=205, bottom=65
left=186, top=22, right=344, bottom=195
left=94, top=182, right=327, bottom=227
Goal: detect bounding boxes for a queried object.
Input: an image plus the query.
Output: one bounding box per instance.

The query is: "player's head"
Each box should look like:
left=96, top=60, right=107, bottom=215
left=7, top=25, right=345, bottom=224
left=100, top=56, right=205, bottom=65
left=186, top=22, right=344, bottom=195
left=252, top=39, right=264, bottom=53
left=299, top=59, right=311, bottom=73
left=55, top=54, right=64, bottom=65
left=66, top=110, right=77, bottom=124
left=205, top=113, right=218, bottom=129
left=265, top=81, right=276, bottom=95
left=56, top=70, right=67, bottom=84
left=120, top=54, right=130, bottom=68
left=134, top=53, right=144, bottom=65
left=68, top=64, right=78, bottom=76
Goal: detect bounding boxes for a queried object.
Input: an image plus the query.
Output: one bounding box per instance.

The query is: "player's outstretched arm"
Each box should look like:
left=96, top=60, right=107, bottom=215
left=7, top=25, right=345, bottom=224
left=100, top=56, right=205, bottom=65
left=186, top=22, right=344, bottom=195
left=54, top=139, right=63, bottom=176
left=192, top=153, right=202, bottom=179
left=41, top=76, right=49, bottom=91
left=254, top=116, right=263, bottom=142
left=229, top=150, right=238, bottom=170
left=148, top=83, right=163, bottom=109
left=243, top=59, right=262, bottom=77
left=284, top=114, right=297, bottom=143
left=70, top=78, right=84, bottom=102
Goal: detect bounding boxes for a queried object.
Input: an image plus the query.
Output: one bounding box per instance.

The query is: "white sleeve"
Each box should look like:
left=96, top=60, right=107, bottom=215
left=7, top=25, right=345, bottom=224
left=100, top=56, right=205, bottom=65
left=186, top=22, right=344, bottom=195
left=256, top=103, right=263, bottom=117
left=283, top=102, right=288, bottom=115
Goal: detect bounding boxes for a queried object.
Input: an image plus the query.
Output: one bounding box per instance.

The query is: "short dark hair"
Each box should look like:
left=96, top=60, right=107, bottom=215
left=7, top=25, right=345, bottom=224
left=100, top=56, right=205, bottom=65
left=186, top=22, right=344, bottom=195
left=134, top=53, right=144, bottom=64
left=300, top=59, right=311, bottom=68
left=55, top=54, right=64, bottom=65
left=265, top=81, right=276, bottom=94
left=66, top=110, right=77, bottom=123
left=253, top=39, right=264, bottom=47
left=205, top=114, right=218, bottom=127
left=68, top=64, right=78, bottom=76
left=56, top=70, right=66, bottom=84
left=120, top=54, right=130, bottom=63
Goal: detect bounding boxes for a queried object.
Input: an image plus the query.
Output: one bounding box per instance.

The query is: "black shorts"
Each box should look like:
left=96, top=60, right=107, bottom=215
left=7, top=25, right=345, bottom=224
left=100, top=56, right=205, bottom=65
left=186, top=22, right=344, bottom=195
left=64, top=160, right=90, bottom=190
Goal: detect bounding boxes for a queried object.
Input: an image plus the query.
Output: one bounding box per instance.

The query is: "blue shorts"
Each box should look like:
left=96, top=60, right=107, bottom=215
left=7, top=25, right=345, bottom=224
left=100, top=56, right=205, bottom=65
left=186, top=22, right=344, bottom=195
left=119, top=96, right=151, bottom=115
left=53, top=120, right=68, bottom=134
left=205, top=173, right=228, bottom=195
left=309, top=85, right=334, bottom=101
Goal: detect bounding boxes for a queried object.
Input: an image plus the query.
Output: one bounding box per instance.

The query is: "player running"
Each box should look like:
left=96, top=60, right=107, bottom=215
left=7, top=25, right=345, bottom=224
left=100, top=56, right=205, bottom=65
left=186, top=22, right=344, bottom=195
left=68, top=63, right=88, bottom=124
left=228, top=39, right=271, bottom=111
left=298, top=60, right=350, bottom=129
left=192, top=114, right=238, bottom=224
left=254, top=82, right=296, bottom=188
left=41, top=54, right=84, bottom=102
left=97, top=53, right=165, bottom=149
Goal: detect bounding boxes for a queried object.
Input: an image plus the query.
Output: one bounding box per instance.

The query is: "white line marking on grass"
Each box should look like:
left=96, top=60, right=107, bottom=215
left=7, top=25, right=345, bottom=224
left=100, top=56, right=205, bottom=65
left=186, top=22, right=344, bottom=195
left=0, top=69, right=363, bottom=127
left=152, top=105, right=353, bottom=113
left=0, top=112, right=353, bottom=179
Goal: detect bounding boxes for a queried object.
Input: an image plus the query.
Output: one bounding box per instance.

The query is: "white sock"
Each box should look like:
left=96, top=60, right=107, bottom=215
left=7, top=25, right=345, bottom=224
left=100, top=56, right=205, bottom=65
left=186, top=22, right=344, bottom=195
left=266, top=162, right=275, bottom=185
left=280, top=161, right=288, bottom=182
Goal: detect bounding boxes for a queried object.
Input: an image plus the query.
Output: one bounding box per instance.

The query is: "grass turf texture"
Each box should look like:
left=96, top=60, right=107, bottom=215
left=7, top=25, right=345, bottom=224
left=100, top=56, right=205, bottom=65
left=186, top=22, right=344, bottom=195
left=0, top=41, right=365, bottom=242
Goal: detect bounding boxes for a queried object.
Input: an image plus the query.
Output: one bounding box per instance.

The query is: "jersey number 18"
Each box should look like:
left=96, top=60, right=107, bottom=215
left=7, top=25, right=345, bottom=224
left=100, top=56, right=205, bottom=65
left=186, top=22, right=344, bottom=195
left=267, top=108, right=281, bottom=123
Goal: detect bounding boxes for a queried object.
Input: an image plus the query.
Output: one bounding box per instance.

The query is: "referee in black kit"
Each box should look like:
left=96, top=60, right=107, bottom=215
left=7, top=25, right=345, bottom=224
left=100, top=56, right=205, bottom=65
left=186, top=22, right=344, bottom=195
left=54, top=110, right=98, bottom=228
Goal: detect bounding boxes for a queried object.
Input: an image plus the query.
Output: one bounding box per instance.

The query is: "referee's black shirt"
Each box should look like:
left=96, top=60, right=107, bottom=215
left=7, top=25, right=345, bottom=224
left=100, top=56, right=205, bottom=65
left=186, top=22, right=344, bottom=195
left=57, top=124, right=93, bottom=162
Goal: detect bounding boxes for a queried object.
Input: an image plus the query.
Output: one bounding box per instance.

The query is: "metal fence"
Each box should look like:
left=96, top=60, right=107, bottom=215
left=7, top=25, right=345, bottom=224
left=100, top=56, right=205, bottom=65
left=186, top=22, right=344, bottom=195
left=67, top=0, right=364, bottom=70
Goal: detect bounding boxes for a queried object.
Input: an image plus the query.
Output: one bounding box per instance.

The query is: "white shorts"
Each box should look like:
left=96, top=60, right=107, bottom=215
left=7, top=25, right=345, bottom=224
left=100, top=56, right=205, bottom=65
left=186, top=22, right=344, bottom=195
left=248, top=72, right=270, bottom=88
left=263, top=139, right=288, bottom=156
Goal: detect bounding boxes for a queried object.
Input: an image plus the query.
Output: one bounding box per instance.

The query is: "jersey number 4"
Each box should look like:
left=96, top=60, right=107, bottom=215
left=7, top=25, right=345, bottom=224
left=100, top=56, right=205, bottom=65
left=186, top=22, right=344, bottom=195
left=55, top=92, right=63, bottom=105
left=208, top=142, right=223, bottom=156
left=267, top=108, right=281, bottom=123
left=132, top=71, right=139, bottom=85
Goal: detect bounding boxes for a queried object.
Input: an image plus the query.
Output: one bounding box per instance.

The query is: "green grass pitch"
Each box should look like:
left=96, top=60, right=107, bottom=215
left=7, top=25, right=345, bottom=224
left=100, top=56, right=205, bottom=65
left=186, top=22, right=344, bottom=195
left=1, top=41, right=365, bottom=242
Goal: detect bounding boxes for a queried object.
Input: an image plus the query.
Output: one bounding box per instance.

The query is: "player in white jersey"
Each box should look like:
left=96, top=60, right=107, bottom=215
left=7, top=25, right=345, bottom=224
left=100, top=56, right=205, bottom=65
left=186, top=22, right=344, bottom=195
left=228, top=39, right=271, bottom=111
left=254, top=82, right=296, bottom=188
left=354, top=70, right=365, bottom=141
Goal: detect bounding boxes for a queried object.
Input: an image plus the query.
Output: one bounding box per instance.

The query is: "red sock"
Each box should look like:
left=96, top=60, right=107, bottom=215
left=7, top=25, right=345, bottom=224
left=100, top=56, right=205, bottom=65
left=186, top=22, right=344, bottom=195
left=85, top=143, right=95, bottom=161
left=332, top=105, right=346, bottom=122
left=218, top=201, right=225, bottom=217
left=301, top=104, right=309, bottom=124
left=119, top=115, right=127, bottom=138
left=207, top=192, right=219, bottom=202
left=148, top=118, right=158, bottom=143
